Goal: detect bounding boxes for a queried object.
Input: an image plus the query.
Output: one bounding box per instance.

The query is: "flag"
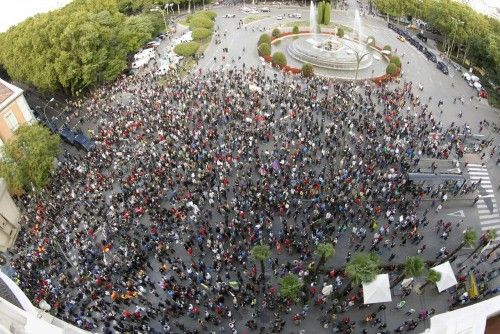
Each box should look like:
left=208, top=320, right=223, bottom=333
left=468, top=272, right=478, bottom=299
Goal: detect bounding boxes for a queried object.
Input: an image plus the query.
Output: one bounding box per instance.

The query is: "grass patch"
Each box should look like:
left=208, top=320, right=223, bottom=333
left=243, top=15, right=271, bottom=24
left=284, top=20, right=352, bottom=31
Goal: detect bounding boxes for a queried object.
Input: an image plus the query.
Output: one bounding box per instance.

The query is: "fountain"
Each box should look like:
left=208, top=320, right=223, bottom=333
left=310, top=1, right=318, bottom=35
left=354, top=9, right=362, bottom=41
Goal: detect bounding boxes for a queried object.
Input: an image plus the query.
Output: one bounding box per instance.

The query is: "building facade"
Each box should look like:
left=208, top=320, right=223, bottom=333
left=0, top=79, right=35, bottom=145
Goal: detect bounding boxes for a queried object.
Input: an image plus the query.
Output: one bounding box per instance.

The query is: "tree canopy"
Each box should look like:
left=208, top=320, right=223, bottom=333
left=373, top=0, right=500, bottom=86
left=0, top=0, right=164, bottom=95
left=0, top=124, right=60, bottom=195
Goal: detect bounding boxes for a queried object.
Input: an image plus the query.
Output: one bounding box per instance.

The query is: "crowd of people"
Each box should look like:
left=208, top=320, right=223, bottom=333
left=7, top=65, right=498, bottom=334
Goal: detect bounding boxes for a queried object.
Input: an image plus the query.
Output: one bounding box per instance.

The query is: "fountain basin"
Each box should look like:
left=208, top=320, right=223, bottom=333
left=286, top=34, right=373, bottom=71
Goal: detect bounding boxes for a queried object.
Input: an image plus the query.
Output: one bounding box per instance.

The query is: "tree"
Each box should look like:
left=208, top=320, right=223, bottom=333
left=258, top=43, right=271, bottom=57
left=337, top=27, right=345, bottom=38
left=272, top=52, right=287, bottom=68
left=367, top=36, right=376, bottom=46
left=463, top=230, right=497, bottom=262
left=342, top=252, right=380, bottom=296
left=251, top=245, right=271, bottom=282
left=173, top=41, right=200, bottom=56
left=302, top=63, right=314, bottom=77
left=391, top=256, right=426, bottom=288
left=444, top=228, right=476, bottom=263
left=323, top=2, right=331, bottom=25
left=0, top=0, right=163, bottom=95
left=272, top=28, right=281, bottom=39
left=314, top=243, right=335, bottom=274
left=292, top=25, right=300, bottom=34
left=0, top=124, right=60, bottom=195
left=279, top=274, right=304, bottom=302
left=258, top=33, right=272, bottom=46
left=420, top=269, right=441, bottom=292
left=383, top=45, right=392, bottom=52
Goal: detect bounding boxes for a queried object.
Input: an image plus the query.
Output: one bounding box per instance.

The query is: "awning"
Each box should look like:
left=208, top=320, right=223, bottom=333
left=362, top=274, right=392, bottom=304
left=432, top=261, right=458, bottom=292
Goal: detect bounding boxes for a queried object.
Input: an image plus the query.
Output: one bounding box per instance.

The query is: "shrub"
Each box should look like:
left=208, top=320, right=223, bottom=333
left=272, top=51, right=287, bottom=68
left=390, top=55, right=402, bottom=68
left=367, top=35, right=376, bottom=46
left=258, top=33, right=272, bottom=46
left=323, top=2, right=331, bottom=25
left=317, top=1, right=325, bottom=24
left=189, top=16, right=214, bottom=30
left=174, top=41, right=200, bottom=56
left=272, top=28, right=281, bottom=38
left=302, top=63, right=314, bottom=77
left=192, top=27, right=212, bottom=40
left=193, top=10, right=217, bottom=20
left=383, top=45, right=392, bottom=51
left=292, top=25, right=300, bottom=34
left=386, top=63, right=398, bottom=75
left=337, top=27, right=345, bottom=38
left=258, top=43, right=271, bottom=56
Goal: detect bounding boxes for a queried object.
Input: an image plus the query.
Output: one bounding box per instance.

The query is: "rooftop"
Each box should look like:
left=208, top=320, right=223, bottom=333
left=0, top=81, right=13, bottom=105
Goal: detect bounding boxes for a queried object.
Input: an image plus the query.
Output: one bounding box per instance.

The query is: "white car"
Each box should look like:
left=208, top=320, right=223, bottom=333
left=242, top=7, right=251, bottom=12
left=261, top=7, right=270, bottom=12
left=249, top=9, right=260, bottom=14
left=276, top=15, right=284, bottom=20
left=224, top=14, right=236, bottom=18
left=293, top=13, right=302, bottom=19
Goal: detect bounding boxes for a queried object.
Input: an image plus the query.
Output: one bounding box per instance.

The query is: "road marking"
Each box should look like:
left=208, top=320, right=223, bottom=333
left=447, top=210, right=465, bottom=218
left=469, top=165, right=499, bottom=249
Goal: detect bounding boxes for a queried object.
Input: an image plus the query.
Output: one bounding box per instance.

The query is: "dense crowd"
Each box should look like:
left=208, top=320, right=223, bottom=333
left=7, top=67, right=497, bottom=334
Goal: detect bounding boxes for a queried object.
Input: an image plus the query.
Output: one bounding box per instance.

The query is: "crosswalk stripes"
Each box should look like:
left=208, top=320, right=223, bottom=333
left=468, top=164, right=499, bottom=247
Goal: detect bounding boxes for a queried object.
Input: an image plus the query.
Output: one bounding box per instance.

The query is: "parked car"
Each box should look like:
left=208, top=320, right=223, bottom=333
left=261, top=7, right=270, bottom=12
left=224, top=14, right=236, bottom=18
left=293, top=13, right=302, bottom=18
left=74, top=132, right=95, bottom=151
left=436, top=61, right=449, bottom=75
left=417, top=33, right=427, bottom=42
left=275, top=15, right=284, bottom=20
left=397, top=35, right=406, bottom=42
left=425, top=51, right=437, bottom=62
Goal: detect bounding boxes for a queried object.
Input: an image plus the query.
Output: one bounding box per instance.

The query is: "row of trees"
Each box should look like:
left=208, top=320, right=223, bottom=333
left=0, top=0, right=167, bottom=95
left=373, top=0, right=500, bottom=87
left=250, top=228, right=497, bottom=302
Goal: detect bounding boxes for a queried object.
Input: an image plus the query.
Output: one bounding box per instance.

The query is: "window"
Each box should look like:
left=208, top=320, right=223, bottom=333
left=4, top=112, right=19, bottom=131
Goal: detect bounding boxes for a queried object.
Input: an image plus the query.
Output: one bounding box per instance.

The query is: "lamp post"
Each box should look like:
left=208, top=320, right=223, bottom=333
left=151, top=6, right=168, bottom=32
left=43, top=97, right=55, bottom=121
left=353, top=38, right=372, bottom=81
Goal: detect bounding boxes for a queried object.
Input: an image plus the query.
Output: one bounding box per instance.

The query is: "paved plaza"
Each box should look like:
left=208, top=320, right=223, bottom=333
left=1, top=1, right=500, bottom=334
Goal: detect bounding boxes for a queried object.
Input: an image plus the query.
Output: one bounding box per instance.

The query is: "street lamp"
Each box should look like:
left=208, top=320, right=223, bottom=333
left=43, top=97, right=54, bottom=121
left=151, top=6, right=168, bottom=32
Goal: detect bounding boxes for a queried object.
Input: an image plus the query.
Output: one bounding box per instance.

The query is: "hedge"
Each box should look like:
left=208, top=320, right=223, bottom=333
left=292, top=25, right=300, bottom=34
left=302, top=63, right=314, bottom=77
left=192, top=27, right=212, bottom=40
left=189, top=16, right=214, bottom=30
left=386, top=63, right=398, bottom=75
left=193, top=10, right=217, bottom=20
left=174, top=41, right=200, bottom=57
left=272, top=28, right=281, bottom=38
left=272, top=51, right=287, bottom=68
left=337, top=27, right=345, bottom=38
left=258, top=43, right=271, bottom=57
left=258, top=33, right=272, bottom=46
left=383, top=45, right=392, bottom=51
left=390, top=55, right=402, bottom=68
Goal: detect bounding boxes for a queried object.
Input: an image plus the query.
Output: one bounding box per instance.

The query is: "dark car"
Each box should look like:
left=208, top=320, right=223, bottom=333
left=437, top=61, right=449, bottom=75
left=74, top=132, right=95, bottom=151
left=417, top=33, right=428, bottom=42
left=58, top=126, right=76, bottom=144
left=388, top=22, right=393, bottom=29
left=425, top=51, right=437, bottom=62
